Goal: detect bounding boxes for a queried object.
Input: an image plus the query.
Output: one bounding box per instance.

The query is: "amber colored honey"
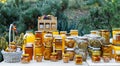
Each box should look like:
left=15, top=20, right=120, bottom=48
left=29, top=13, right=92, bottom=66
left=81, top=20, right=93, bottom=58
left=25, top=44, right=33, bottom=60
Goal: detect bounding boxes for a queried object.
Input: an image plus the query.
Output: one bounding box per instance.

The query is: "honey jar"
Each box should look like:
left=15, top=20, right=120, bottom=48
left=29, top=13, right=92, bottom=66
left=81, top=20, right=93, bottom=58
left=102, top=44, right=112, bottom=58
left=21, top=54, right=30, bottom=63
left=112, top=28, right=120, bottom=44
left=35, top=31, right=43, bottom=40
left=70, top=30, right=78, bottom=36
left=50, top=52, right=58, bottom=62
left=35, top=54, right=43, bottom=62
left=65, top=37, right=75, bottom=48
left=44, top=33, right=53, bottom=47
left=92, top=51, right=101, bottom=63
left=115, top=54, right=120, bottom=62
left=113, top=33, right=120, bottom=45
left=102, top=53, right=111, bottom=62
left=100, top=30, right=110, bottom=43
left=60, top=31, right=67, bottom=35
left=112, top=45, right=120, bottom=58
left=25, top=44, right=33, bottom=60
left=34, top=45, right=43, bottom=59
left=35, top=38, right=42, bottom=47
left=75, top=55, right=83, bottom=65
left=63, top=53, right=70, bottom=63
left=43, top=47, right=52, bottom=60
left=66, top=48, right=75, bottom=61
left=56, top=50, right=62, bottom=60
left=54, top=36, right=62, bottom=50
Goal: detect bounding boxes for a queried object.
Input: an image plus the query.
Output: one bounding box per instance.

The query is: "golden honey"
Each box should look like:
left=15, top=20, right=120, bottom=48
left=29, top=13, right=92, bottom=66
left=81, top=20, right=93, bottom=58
left=66, top=48, right=75, bottom=61
left=44, top=33, right=53, bottom=47
left=70, top=30, right=78, bottom=36
left=112, top=28, right=120, bottom=44
left=54, top=36, right=62, bottom=50
left=115, top=55, right=120, bottom=62
left=65, top=37, right=75, bottom=48
left=75, top=55, right=82, bottom=65
left=100, top=30, right=110, bottom=43
left=56, top=50, right=62, bottom=60
left=63, top=53, right=70, bottom=63
left=50, top=52, right=58, bottom=62
left=92, top=51, right=101, bottom=63
left=35, top=54, right=43, bottom=62
left=102, top=53, right=111, bottom=62
left=43, top=47, right=52, bottom=60
left=21, top=54, right=30, bottom=63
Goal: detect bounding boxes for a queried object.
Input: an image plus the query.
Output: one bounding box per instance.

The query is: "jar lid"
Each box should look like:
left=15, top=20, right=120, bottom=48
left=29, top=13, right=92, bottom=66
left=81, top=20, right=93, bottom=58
left=60, top=31, right=67, bottom=34
left=92, top=48, right=101, bottom=50
left=112, top=28, right=120, bottom=31
left=22, top=54, right=29, bottom=56
left=35, top=31, right=42, bottom=33
left=103, top=53, right=110, bottom=55
left=100, top=29, right=109, bottom=32
left=66, top=48, right=74, bottom=51
left=10, top=42, right=16, bottom=45
left=70, top=30, right=78, bottom=32
left=51, top=52, right=57, bottom=55
left=92, top=51, right=101, bottom=55
left=64, top=53, right=70, bottom=56
left=36, top=53, right=42, bottom=56
left=75, top=54, right=82, bottom=57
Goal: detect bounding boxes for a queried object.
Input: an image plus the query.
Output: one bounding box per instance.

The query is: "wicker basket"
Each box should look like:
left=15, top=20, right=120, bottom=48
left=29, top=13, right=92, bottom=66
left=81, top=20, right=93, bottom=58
left=1, top=50, right=22, bottom=63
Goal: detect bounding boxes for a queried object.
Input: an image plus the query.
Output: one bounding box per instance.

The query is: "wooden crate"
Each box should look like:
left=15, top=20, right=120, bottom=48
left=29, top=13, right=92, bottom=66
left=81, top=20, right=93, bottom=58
left=38, top=15, right=57, bottom=32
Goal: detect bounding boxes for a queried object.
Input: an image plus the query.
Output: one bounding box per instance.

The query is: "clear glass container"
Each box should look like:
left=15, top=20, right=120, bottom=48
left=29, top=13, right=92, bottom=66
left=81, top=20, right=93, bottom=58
left=115, top=54, right=120, bottom=62
left=75, top=54, right=83, bottom=65
left=35, top=54, right=43, bottom=62
left=100, top=30, right=110, bottom=43
left=56, top=50, right=62, bottom=60
left=21, top=54, right=30, bottom=63
left=44, top=33, right=53, bottom=47
left=66, top=48, right=75, bottom=61
left=112, top=28, right=120, bottom=44
left=43, top=47, right=52, bottom=60
left=50, top=52, right=58, bottom=62
left=65, top=37, right=75, bottom=48
left=92, top=51, right=101, bottom=63
left=102, top=53, right=111, bottom=62
left=54, top=36, right=62, bottom=50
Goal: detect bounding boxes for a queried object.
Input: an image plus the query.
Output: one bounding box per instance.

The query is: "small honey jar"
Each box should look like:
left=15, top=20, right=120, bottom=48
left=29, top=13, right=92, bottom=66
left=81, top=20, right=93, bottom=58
left=44, top=33, right=53, bottom=47
left=56, top=50, right=62, bottom=60
left=92, top=51, right=101, bottom=63
left=21, top=54, right=30, bottom=64
left=75, top=55, right=83, bottom=65
left=102, top=53, right=111, bottom=62
left=70, top=30, right=78, bottom=36
left=43, top=47, right=52, bottom=60
left=65, top=37, right=75, bottom=48
left=63, top=53, right=70, bottom=63
left=115, top=54, right=120, bottom=62
left=50, top=52, right=58, bottom=62
left=66, top=48, right=75, bottom=61
left=35, top=54, right=43, bottom=62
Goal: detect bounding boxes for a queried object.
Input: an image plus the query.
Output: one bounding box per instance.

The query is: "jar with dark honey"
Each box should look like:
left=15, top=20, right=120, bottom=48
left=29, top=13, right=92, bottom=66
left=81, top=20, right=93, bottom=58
left=102, top=53, right=111, bottom=62
left=50, top=52, right=58, bottom=62
left=54, top=36, right=62, bottom=50
left=25, top=44, right=33, bottom=60
left=35, top=54, right=43, bottom=62
left=63, top=53, right=70, bottom=63
left=21, top=54, right=30, bottom=64
left=115, top=54, right=120, bottom=62
left=92, top=51, right=101, bottom=63
left=43, top=47, right=52, bottom=60
left=56, top=50, right=62, bottom=60
left=65, top=37, right=75, bottom=48
left=75, top=55, right=83, bottom=65
left=35, top=31, right=43, bottom=40
left=66, top=48, right=75, bottom=61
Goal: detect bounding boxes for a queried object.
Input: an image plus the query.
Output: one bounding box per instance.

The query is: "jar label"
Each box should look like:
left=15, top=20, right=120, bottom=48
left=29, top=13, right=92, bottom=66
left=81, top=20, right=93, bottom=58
left=40, top=25, right=44, bottom=28
left=46, top=24, right=50, bottom=28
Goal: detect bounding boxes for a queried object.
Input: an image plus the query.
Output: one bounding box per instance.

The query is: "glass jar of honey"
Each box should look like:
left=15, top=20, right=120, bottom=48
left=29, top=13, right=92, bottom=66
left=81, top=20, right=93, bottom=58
left=35, top=54, right=43, bottom=62
left=113, top=33, right=120, bottom=45
left=35, top=38, right=42, bottom=47
left=66, top=48, right=75, bottom=61
left=35, top=31, right=42, bottom=40
left=43, top=47, right=52, bottom=60
left=113, top=45, right=120, bottom=58
left=54, top=36, right=62, bottom=50
left=50, top=52, right=58, bottom=62
left=34, top=45, right=43, bottom=59
left=92, top=51, right=101, bottom=63
left=112, top=28, right=120, bottom=44
left=21, top=54, right=30, bottom=63
left=100, top=30, right=110, bottom=43
left=63, top=53, right=70, bottom=63
left=115, top=54, right=120, bottom=62
left=60, top=31, right=67, bottom=35
left=25, top=44, right=33, bottom=60
left=56, top=50, right=62, bottom=60
left=102, top=53, right=111, bottom=62
left=70, top=30, right=78, bottom=36
left=75, top=54, right=83, bottom=65
left=102, top=44, right=112, bottom=58
left=44, top=33, right=53, bottom=47
left=65, top=37, right=75, bottom=48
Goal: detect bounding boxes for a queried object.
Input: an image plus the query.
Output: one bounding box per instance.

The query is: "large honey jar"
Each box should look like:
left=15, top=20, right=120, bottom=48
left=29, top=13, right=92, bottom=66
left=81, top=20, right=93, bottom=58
left=92, top=51, right=101, bottom=63
left=63, top=53, right=70, bottom=63
left=100, top=30, right=110, bottom=43
left=43, top=47, right=52, bottom=60
left=50, top=52, right=58, bottom=62
left=112, top=28, right=120, bottom=44
left=21, top=54, right=30, bottom=64
left=65, top=37, right=75, bottom=48
left=70, top=30, right=78, bottom=36
left=25, top=44, right=33, bottom=60
left=54, top=36, right=62, bottom=50
left=75, top=54, right=83, bottom=65
left=66, top=48, right=75, bottom=61
left=44, top=33, right=53, bottom=47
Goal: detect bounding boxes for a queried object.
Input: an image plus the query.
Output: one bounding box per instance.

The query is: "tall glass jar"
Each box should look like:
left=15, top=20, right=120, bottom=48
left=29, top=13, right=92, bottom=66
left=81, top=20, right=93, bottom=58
left=25, top=43, right=33, bottom=60
left=44, top=33, right=53, bottom=47
left=113, top=45, right=120, bottom=58
left=100, top=30, right=110, bottom=43
left=66, top=48, right=75, bottom=61
left=112, top=28, right=120, bottom=44
left=54, top=36, right=62, bottom=50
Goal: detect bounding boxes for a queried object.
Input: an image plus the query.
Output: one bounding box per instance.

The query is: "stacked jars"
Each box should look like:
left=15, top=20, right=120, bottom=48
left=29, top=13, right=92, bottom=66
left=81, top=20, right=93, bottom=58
left=43, top=32, right=53, bottom=60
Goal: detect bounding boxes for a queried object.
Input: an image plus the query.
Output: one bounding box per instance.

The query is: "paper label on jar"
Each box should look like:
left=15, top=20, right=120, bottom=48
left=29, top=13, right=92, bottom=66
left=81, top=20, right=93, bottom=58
left=46, top=24, right=50, bottom=28
left=116, top=51, right=120, bottom=54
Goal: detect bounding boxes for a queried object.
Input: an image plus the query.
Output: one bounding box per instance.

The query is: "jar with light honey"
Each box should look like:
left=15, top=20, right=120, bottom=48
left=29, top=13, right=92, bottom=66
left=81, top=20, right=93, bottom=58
left=92, top=49, right=101, bottom=63
left=112, top=28, right=120, bottom=44
left=44, top=33, right=53, bottom=47
left=112, top=45, right=120, bottom=58
left=25, top=44, right=33, bottom=60
left=66, top=48, right=75, bottom=61
left=70, top=30, right=78, bottom=36
left=75, top=54, right=83, bottom=65
left=63, top=53, right=70, bottom=63
left=102, top=53, right=111, bottom=62
left=100, top=30, right=110, bottom=43
left=54, top=36, right=62, bottom=50
left=43, top=47, right=52, bottom=60
left=50, top=52, right=58, bottom=62
left=65, top=37, right=75, bottom=48
left=35, top=54, right=43, bottom=62
left=21, top=54, right=30, bottom=64
left=34, top=45, right=43, bottom=59
left=113, top=33, right=120, bottom=45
